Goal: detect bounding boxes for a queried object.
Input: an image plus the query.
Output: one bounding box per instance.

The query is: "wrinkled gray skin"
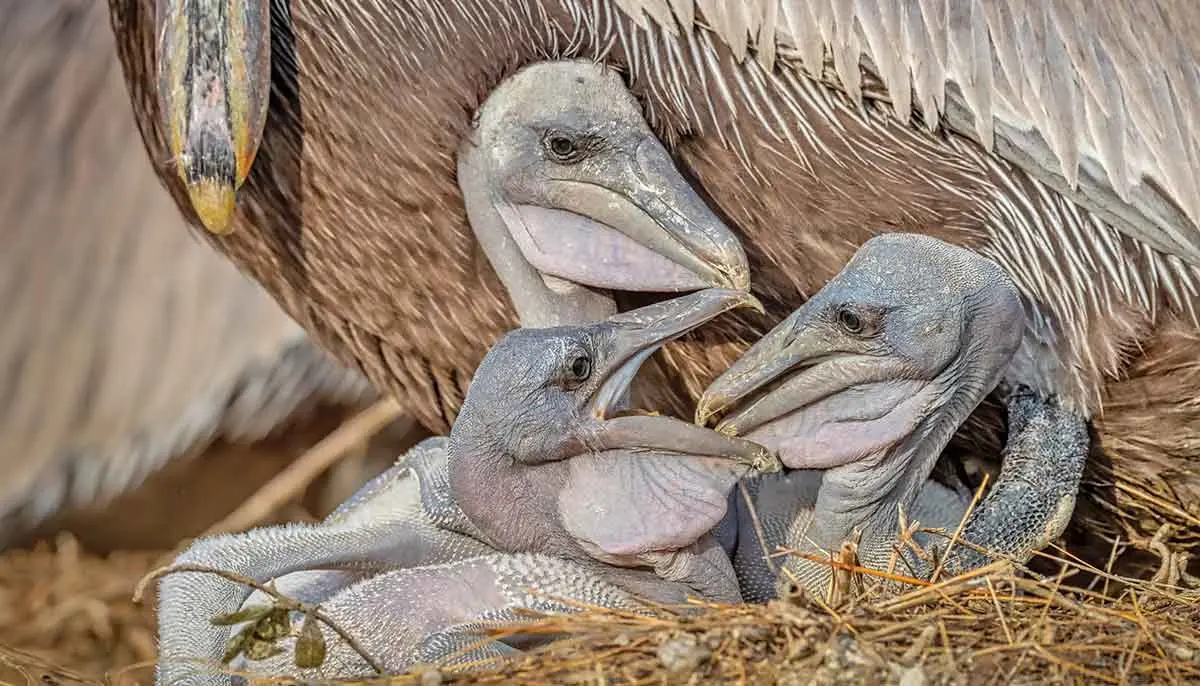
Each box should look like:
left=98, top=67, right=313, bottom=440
left=445, top=288, right=778, bottom=604
left=458, top=59, right=750, bottom=328
left=698, top=234, right=1091, bottom=601
left=157, top=289, right=778, bottom=684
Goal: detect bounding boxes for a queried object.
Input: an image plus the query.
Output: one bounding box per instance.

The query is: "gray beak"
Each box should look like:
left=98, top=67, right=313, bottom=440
left=573, top=288, right=778, bottom=472
left=695, top=302, right=907, bottom=435
left=155, top=0, right=271, bottom=233
left=588, top=288, right=763, bottom=419
left=544, top=135, right=751, bottom=292
left=694, top=303, right=830, bottom=431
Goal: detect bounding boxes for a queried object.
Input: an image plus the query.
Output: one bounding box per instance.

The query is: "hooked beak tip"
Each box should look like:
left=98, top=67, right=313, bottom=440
left=726, top=264, right=752, bottom=292
left=723, top=290, right=763, bottom=314
left=743, top=289, right=764, bottom=314
left=185, top=178, right=238, bottom=234
left=714, top=419, right=741, bottom=437
left=693, top=396, right=728, bottom=429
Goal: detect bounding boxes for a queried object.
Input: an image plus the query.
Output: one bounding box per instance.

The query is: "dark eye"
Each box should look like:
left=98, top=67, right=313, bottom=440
left=545, top=134, right=580, bottom=162
left=570, top=355, right=591, bottom=381
left=837, top=308, right=864, bottom=334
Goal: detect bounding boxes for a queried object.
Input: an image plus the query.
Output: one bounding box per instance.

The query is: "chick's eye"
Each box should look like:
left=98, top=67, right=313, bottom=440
left=837, top=308, right=864, bottom=334
left=545, top=134, right=579, bottom=161
left=570, top=355, right=591, bottom=381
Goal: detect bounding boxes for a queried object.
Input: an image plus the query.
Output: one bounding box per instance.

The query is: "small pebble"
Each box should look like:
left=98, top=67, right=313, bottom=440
left=419, top=668, right=443, bottom=686
left=657, top=634, right=711, bottom=674
left=898, top=664, right=927, bottom=686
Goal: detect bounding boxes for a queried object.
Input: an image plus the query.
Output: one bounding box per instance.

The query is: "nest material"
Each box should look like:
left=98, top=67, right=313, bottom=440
left=223, top=554, right=1199, bottom=686
left=1073, top=321, right=1200, bottom=554
left=0, top=533, right=159, bottom=684
left=0, top=391, right=1196, bottom=686
left=5, top=535, right=1198, bottom=686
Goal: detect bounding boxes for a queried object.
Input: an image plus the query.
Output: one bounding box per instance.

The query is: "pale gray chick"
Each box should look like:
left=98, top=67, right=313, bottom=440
left=696, top=234, right=1090, bottom=600
left=236, top=553, right=647, bottom=678
left=159, top=288, right=777, bottom=684
left=457, top=59, right=750, bottom=328
left=446, top=287, right=778, bottom=604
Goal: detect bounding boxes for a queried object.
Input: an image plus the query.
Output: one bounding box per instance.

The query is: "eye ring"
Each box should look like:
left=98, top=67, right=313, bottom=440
left=837, top=308, right=864, bottom=335
left=570, top=355, right=591, bottom=381
left=544, top=134, right=580, bottom=162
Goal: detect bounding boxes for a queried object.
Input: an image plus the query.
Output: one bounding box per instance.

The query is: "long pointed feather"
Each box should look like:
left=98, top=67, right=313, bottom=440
left=619, top=0, right=1200, bottom=263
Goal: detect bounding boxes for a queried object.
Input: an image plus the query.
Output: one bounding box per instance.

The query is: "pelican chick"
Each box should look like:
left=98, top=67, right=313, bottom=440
left=447, top=287, right=778, bottom=604
left=697, top=234, right=1090, bottom=597
left=459, top=59, right=751, bottom=327
left=157, top=288, right=776, bottom=685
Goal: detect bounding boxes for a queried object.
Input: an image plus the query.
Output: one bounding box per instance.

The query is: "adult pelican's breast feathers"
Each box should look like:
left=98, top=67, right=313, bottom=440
left=107, top=0, right=1200, bottom=551
left=622, top=0, right=1200, bottom=266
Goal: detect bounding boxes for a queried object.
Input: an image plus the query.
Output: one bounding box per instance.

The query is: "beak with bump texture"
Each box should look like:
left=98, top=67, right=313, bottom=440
left=694, top=301, right=905, bottom=437
left=588, top=287, right=764, bottom=420
left=578, top=287, right=777, bottom=471
left=506, top=134, right=752, bottom=294
left=156, top=0, right=271, bottom=234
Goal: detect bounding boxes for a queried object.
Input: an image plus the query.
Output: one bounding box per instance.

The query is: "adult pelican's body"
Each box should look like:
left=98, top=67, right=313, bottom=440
left=107, top=0, right=1200, bottom=549
left=0, top=0, right=380, bottom=547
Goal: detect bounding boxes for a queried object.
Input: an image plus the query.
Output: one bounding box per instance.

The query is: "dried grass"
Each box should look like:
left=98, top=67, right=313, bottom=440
left=0, top=533, right=159, bottom=684
left=251, top=548, right=1198, bottom=686
left=0, top=400, right=1195, bottom=686
left=2, top=533, right=1197, bottom=686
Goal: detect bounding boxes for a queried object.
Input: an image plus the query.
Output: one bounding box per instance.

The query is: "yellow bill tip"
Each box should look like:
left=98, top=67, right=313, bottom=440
left=739, top=292, right=766, bottom=315
left=187, top=178, right=238, bottom=235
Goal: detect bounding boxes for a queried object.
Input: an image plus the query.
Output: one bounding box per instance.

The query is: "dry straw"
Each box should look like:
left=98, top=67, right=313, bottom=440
left=4, top=531, right=1196, bottom=686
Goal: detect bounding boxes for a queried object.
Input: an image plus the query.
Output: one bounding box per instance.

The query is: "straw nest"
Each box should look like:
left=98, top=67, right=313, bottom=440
left=1, top=402, right=1196, bottom=686
left=2, top=531, right=1198, bottom=686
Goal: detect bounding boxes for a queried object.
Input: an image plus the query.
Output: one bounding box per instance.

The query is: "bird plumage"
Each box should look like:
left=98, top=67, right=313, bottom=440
left=106, top=0, right=1200, bottom=549
left=0, top=0, right=374, bottom=543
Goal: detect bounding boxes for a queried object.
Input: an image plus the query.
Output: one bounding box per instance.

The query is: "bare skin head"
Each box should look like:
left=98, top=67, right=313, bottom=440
left=448, top=288, right=779, bottom=601
left=696, top=234, right=1025, bottom=548
left=458, top=60, right=751, bottom=326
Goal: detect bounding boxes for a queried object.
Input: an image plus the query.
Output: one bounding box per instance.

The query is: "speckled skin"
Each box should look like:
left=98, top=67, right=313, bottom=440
left=156, top=290, right=771, bottom=685
left=728, top=386, right=1089, bottom=602
left=937, top=386, right=1091, bottom=575
left=727, top=466, right=973, bottom=603
left=235, top=552, right=648, bottom=678
left=704, top=236, right=1092, bottom=600
left=155, top=438, right=494, bottom=686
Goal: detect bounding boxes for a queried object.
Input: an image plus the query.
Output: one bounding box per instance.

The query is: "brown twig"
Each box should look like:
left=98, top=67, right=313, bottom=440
left=930, top=472, right=990, bottom=583
left=204, top=398, right=405, bottom=537
left=737, top=481, right=779, bottom=579
left=133, top=563, right=385, bottom=674
left=769, top=548, right=931, bottom=588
